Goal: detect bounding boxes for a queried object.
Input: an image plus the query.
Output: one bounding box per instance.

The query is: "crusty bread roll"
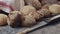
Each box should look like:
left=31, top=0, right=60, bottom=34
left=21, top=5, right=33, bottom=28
left=0, top=14, right=7, bottom=26
left=20, top=5, right=39, bottom=27
left=49, top=4, right=60, bottom=14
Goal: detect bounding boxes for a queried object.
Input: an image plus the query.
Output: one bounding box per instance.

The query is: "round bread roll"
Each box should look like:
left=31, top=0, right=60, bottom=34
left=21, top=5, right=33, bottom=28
left=49, top=4, right=60, bottom=14
left=21, top=11, right=39, bottom=27
left=7, top=11, right=22, bottom=28
left=0, top=14, right=7, bottom=26
left=20, top=5, right=36, bottom=16
left=20, top=5, right=39, bottom=27
left=24, top=0, right=41, bottom=10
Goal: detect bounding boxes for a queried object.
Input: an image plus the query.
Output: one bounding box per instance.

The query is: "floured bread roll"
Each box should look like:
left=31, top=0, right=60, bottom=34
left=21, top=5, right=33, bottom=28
left=0, top=14, right=7, bottom=26
left=19, top=5, right=39, bottom=27
left=21, top=11, right=40, bottom=27
left=49, top=4, right=60, bottom=14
